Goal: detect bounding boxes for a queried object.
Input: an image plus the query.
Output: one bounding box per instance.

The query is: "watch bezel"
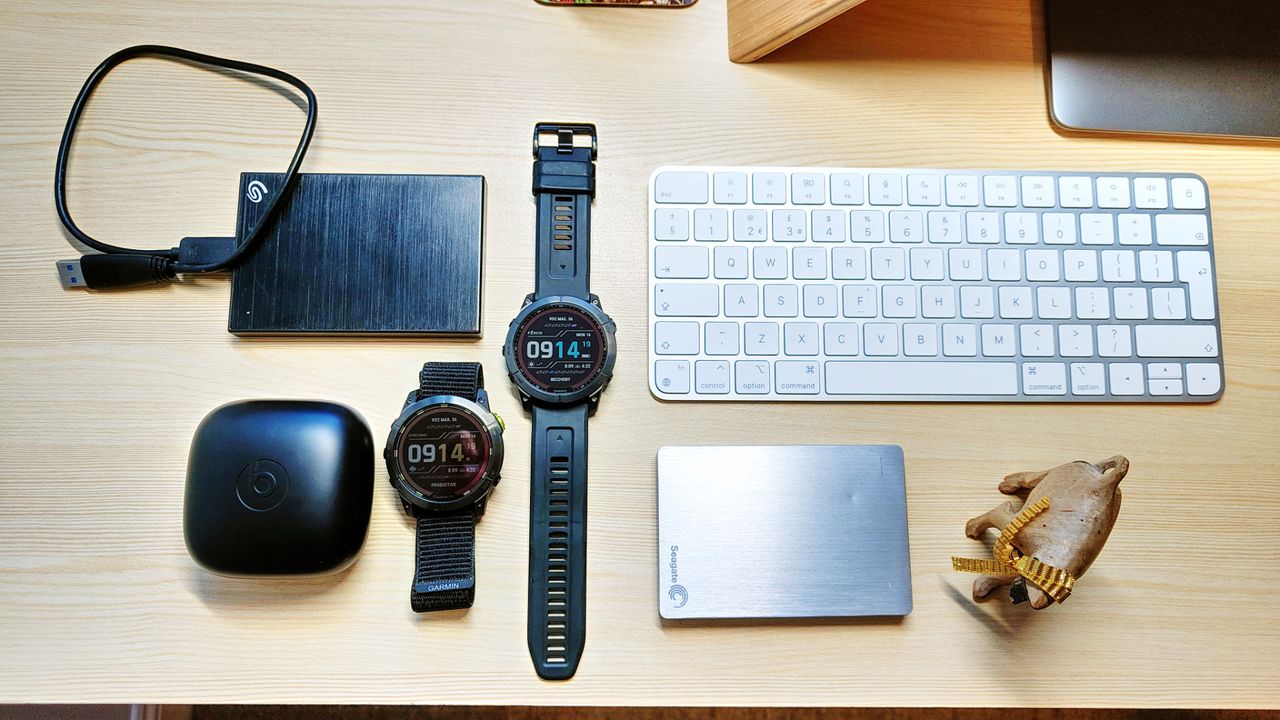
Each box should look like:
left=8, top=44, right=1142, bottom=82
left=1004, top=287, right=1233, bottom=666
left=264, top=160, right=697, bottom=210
left=504, top=295, right=617, bottom=406
left=385, top=395, right=505, bottom=513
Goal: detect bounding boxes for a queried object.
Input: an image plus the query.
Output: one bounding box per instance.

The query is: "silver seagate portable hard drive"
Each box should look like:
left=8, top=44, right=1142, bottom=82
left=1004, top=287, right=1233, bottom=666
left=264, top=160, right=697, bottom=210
left=657, top=445, right=912, bottom=620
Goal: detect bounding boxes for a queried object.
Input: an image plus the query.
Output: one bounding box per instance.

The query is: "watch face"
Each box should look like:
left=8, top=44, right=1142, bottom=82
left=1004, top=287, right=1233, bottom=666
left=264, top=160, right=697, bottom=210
left=514, top=303, right=608, bottom=394
left=394, top=405, right=492, bottom=501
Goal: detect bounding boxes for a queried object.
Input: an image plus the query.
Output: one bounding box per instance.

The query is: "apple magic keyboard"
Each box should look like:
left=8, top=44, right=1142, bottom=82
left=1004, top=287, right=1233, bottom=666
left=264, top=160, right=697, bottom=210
left=647, top=166, right=1223, bottom=402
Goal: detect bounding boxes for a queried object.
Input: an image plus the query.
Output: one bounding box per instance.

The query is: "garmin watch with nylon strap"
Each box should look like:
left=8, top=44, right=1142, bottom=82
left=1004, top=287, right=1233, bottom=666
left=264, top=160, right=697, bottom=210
left=385, top=362, right=505, bottom=612
left=504, top=123, right=616, bottom=680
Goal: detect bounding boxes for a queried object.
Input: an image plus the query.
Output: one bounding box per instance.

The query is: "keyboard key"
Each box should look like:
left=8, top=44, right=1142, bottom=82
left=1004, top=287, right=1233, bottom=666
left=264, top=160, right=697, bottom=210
left=826, top=361, right=1018, bottom=395
left=714, top=246, right=749, bottom=279
left=763, top=284, right=799, bottom=317
left=942, top=323, right=978, bottom=357
left=735, top=361, right=771, bottom=394
left=851, top=210, right=886, bottom=243
left=1149, top=378, right=1184, bottom=396
left=832, top=247, right=867, bottom=279
left=1020, top=324, right=1055, bottom=357
left=824, top=323, right=860, bottom=355
left=654, top=208, right=690, bottom=241
left=655, top=283, right=718, bottom=316
left=1134, top=178, right=1169, bottom=209
left=928, top=211, right=963, bottom=243
left=960, top=286, right=995, bottom=318
left=870, top=248, right=907, bottom=280
left=744, top=322, right=780, bottom=355
left=1114, top=288, right=1149, bottom=320
left=1135, top=325, right=1218, bottom=358
left=998, top=287, right=1033, bottom=319
left=654, top=322, right=699, bottom=355
left=907, top=174, right=942, bottom=206
left=655, top=171, right=708, bottom=204
left=793, top=247, right=827, bottom=279
left=753, top=247, right=787, bottom=279
left=1171, top=177, right=1207, bottom=210
left=695, top=360, right=731, bottom=394
left=1096, top=177, right=1131, bottom=209
left=1152, top=287, right=1188, bottom=320
left=812, top=210, right=846, bottom=243
left=949, top=248, right=983, bottom=280
left=1004, top=212, right=1039, bottom=245
left=1037, top=287, right=1071, bottom=319
left=776, top=361, right=821, bottom=394
left=903, top=323, right=939, bottom=356
left=869, top=174, right=903, bottom=205
left=1023, top=362, right=1067, bottom=395
left=1109, top=363, right=1145, bottom=395
left=831, top=173, right=865, bottom=205
left=1139, top=250, right=1174, bottom=282
left=1026, top=249, right=1061, bottom=282
left=1185, top=363, right=1222, bottom=396
left=784, top=322, right=820, bottom=355
left=945, top=175, right=981, bottom=206
left=889, top=210, right=924, bottom=243
left=1042, top=213, right=1077, bottom=245
left=1064, top=250, right=1099, bottom=282
left=772, top=209, right=807, bottom=242
left=1020, top=176, right=1055, bottom=207
left=842, top=285, right=877, bottom=317
left=713, top=172, right=748, bottom=204
left=1080, top=214, right=1115, bottom=245
left=922, top=285, right=957, bottom=318
left=1058, top=176, right=1094, bottom=208
left=693, top=208, right=729, bottom=241
left=1097, top=325, right=1133, bottom=357
left=987, top=248, right=1021, bottom=281
left=752, top=172, right=787, bottom=204
left=910, top=248, right=946, bottom=280
left=1074, top=287, right=1110, bottom=320
left=882, top=285, right=917, bottom=318
left=1118, top=214, right=1153, bottom=245
left=863, top=323, right=900, bottom=355
left=982, top=175, right=1018, bottom=207
left=654, top=246, right=709, bottom=278
left=792, top=173, right=826, bottom=204
left=1070, top=363, right=1106, bottom=396
left=724, top=284, right=759, bottom=317
left=966, top=211, right=1000, bottom=244
left=654, top=360, right=691, bottom=394
left=733, top=209, right=767, bottom=241
left=1101, top=250, right=1137, bottom=282
left=1058, top=325, right=1094, bottom=357
left=768, top=358, right=819, bottom=392
left=803, top=284, right=838, bottom=318
left=981, top=324, right=1017, bottom=357
left=1176, top=250, right=1216, bottom=320
left=1155, top=214, right=1209, bottom=246
left=1147, top=362, right=1182, bottom=379
left=705, top=322, right=740, bottom=355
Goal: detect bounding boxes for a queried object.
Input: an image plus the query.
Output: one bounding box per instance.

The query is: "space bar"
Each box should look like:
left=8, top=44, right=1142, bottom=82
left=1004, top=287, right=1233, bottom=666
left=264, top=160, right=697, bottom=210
left=825, top=361, right=1019, bottom=395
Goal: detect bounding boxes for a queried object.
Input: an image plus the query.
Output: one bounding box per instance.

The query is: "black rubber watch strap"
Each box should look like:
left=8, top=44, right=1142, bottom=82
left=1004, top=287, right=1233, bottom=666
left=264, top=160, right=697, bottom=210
left=533, top=123, right=596, bottom=300
left=528, top=403, right=589, bottom=680
left=417, top=361, right=483, bottom=401
left=411, top=508, right=477, bottom=612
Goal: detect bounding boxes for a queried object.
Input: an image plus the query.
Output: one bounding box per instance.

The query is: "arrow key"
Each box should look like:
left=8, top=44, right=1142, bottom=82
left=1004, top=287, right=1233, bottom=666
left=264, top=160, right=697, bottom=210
left=1108, top=363, right=1145, bottom=396
left=1186, top=363, right=1222, bottom=397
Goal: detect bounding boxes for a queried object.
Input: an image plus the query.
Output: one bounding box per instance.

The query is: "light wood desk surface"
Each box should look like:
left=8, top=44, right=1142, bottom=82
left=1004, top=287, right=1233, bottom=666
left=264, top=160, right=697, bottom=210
left=2, top=0, right=1279, bottom=708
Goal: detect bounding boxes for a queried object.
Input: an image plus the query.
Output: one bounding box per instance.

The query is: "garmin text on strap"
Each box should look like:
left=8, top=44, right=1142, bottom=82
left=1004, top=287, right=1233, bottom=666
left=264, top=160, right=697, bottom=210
left=412, top=509, right=477, bottom=611
left=532, top=123, right=597, bottom=300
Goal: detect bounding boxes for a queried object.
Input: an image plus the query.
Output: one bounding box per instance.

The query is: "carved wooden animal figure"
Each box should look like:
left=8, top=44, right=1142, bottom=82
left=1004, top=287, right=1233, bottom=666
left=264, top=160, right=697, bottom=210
left=965, top=456, right=1128, bottom=609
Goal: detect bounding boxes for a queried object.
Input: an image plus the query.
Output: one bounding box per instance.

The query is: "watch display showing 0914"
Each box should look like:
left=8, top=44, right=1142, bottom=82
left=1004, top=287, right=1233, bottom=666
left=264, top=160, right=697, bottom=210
left=512, top=302, right=608, bottom=395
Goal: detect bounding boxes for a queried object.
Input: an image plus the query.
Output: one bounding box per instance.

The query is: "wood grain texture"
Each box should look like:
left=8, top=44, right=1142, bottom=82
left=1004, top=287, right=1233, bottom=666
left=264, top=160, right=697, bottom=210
left=727, top=0, right=868, bottom=62
left=2, top=0, right=1279, bottom=708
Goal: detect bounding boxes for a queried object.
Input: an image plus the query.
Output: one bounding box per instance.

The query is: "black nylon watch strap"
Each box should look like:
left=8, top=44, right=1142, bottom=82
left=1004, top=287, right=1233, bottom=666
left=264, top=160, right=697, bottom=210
left=532, top=123, right=596, bottom=300
left=527, top=403, right=589, bottom=680
left=417, top=361, right=483, bottom=401
left=411, top=508, right=477, bottom=612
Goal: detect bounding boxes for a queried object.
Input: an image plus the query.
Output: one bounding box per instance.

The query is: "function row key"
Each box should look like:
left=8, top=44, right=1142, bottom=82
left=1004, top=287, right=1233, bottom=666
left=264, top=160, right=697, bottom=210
left=655, top=171, right=1208, bottom=211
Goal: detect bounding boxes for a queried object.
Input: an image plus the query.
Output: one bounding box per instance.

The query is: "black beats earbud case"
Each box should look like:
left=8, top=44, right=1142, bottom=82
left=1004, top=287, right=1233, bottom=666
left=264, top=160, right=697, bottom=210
left=184, top=400, right=374, bottom=575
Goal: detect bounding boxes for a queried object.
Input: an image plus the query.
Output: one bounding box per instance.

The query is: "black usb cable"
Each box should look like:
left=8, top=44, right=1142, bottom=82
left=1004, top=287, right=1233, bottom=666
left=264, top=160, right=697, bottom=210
left=55, top=45, right=316, bottom=290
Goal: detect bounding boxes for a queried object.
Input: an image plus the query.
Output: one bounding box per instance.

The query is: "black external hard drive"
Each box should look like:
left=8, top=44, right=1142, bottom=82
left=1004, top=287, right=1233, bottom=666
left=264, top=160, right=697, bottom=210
left=229, top=172, right=484, bottom=336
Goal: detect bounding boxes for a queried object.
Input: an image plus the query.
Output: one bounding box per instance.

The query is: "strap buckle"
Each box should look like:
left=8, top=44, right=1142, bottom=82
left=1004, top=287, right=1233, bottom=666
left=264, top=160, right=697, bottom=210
left=533, top=123, right=597, bottom=160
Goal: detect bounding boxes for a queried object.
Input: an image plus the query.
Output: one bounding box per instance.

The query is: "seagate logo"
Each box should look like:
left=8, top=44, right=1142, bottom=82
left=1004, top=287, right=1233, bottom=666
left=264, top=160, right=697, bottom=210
left=667, top=545, right=688, bottom=608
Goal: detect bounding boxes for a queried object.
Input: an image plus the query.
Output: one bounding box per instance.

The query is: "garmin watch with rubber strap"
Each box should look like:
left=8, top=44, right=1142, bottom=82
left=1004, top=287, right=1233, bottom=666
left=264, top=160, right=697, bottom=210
left=504, top=123, right=616, bottom=680
left=385, top=362, right=504, bottom=612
